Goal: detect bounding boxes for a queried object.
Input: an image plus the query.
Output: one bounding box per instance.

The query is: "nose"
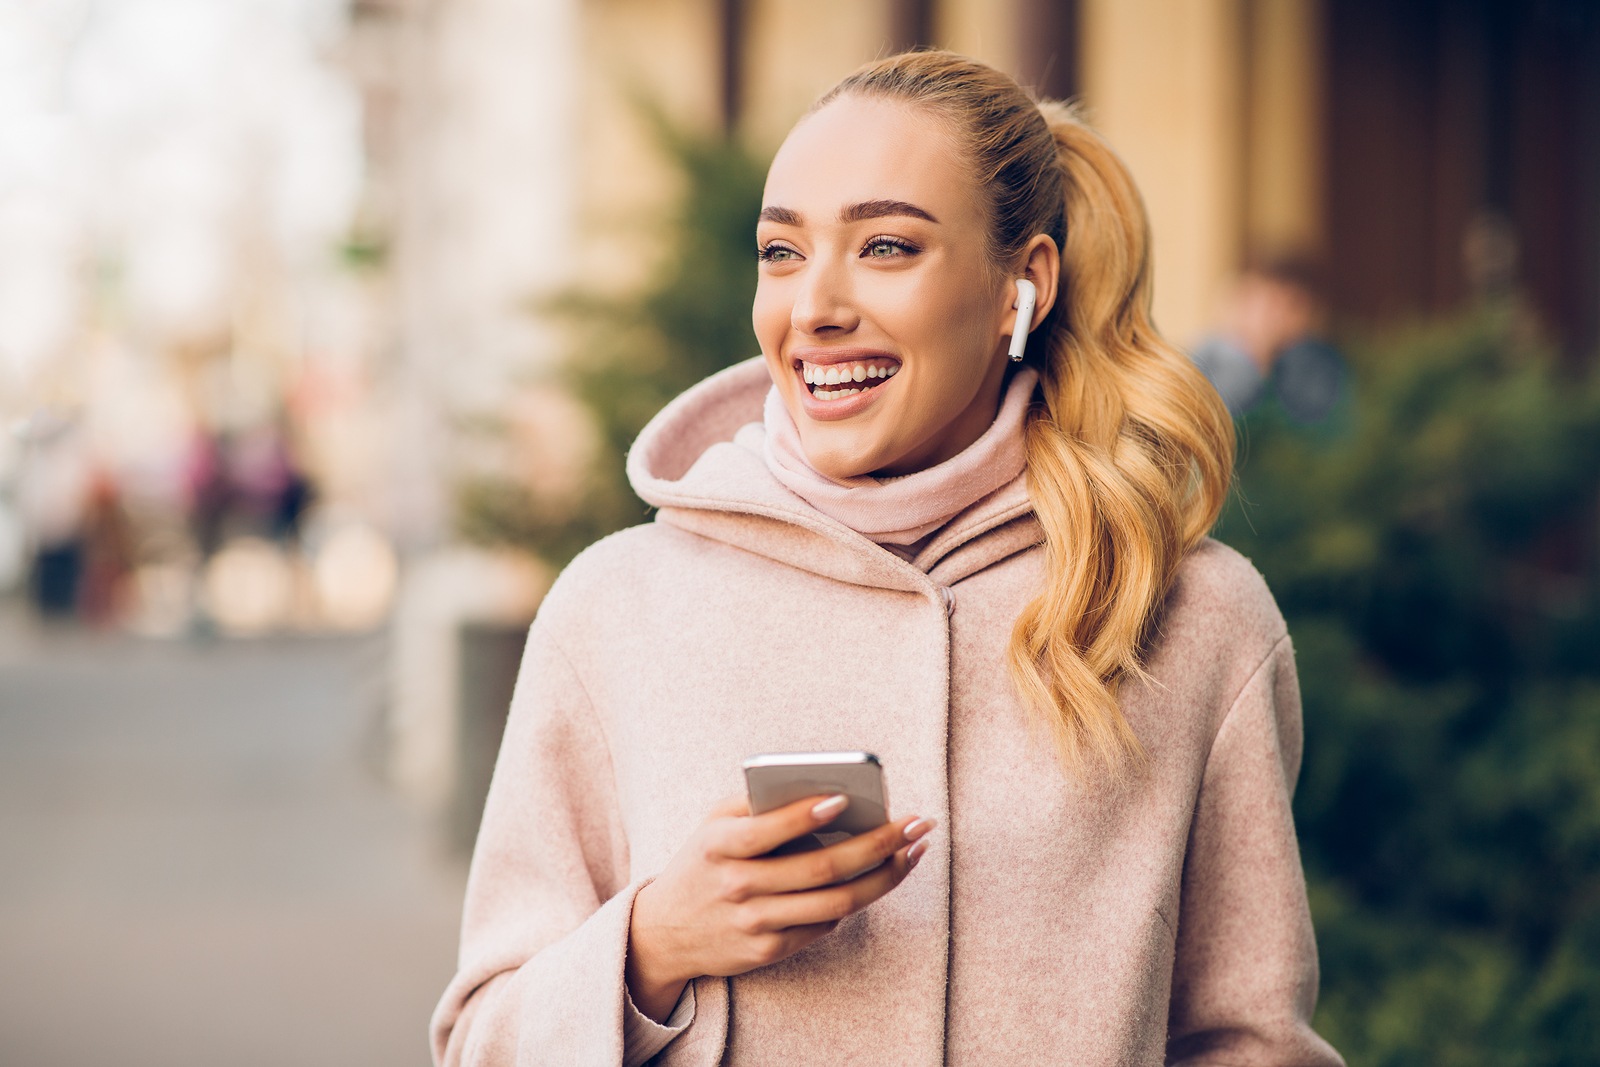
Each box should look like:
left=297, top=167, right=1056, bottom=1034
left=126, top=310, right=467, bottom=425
left=789, top=257, right=860, bottom=337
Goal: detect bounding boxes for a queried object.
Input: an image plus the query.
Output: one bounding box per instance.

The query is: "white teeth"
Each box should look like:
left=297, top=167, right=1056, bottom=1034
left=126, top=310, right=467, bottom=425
left=801, top=361, right=901, bottom=393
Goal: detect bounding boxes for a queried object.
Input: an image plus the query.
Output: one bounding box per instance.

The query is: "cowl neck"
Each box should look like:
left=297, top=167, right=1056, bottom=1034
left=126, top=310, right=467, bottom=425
left=626, top=357, right=1042, bottom=589
left=761, top=367, right=1038, bottom=546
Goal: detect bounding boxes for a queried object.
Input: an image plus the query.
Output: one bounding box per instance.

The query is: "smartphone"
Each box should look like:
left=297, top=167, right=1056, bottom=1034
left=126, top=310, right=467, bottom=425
left=742, top=751, right=889, bottom=849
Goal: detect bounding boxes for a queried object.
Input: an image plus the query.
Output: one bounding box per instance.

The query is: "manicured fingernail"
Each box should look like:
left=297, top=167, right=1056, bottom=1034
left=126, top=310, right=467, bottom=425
left=812, top=795, right=849, bottom=821
left=907, top=838, right=929, bottom=867
left=903, top=817, right=935, bottom=843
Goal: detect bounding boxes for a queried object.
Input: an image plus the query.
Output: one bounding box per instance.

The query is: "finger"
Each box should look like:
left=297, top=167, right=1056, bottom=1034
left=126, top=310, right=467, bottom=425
left=750, top=845, right=917, bottom=931
left=706, top=792, right=750, bottom=819
left=738, top=815, right=934, bottom=894
left=709, top=793, right=854, bottom=860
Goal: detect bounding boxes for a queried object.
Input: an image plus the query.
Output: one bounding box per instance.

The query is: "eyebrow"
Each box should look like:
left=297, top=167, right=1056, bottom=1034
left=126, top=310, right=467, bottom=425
left=842, top=199, right=938, bottom=224
left=758, top=205, right=804, bottom=226
left=757, top=199, right=940, bottom=227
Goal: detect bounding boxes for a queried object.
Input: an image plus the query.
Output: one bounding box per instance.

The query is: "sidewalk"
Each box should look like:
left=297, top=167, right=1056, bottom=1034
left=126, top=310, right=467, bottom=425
left=0, top=608, right=467, bottom=1067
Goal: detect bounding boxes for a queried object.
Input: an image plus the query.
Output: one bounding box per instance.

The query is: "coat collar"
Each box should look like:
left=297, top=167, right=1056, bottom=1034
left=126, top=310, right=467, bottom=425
left=627, top=357, right=1043, bottom=592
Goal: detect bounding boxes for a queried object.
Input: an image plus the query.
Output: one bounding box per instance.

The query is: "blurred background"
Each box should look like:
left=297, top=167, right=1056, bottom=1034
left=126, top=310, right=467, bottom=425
left=1, top=0, right=1596, bottom=1064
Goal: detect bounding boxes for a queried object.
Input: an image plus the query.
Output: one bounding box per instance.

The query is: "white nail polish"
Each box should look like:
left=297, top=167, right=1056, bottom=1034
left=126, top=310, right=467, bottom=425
left=812, top=795, right=849, bottom=821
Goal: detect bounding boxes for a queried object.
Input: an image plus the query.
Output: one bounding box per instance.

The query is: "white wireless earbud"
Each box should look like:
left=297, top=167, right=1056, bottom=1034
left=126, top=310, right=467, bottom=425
left=1008, top=278, right=1037, bottom=363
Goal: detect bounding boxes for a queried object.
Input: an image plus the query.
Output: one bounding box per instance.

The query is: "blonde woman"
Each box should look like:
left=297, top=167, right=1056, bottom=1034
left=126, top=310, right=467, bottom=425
left=432, top=51, right=1343, bottom=1066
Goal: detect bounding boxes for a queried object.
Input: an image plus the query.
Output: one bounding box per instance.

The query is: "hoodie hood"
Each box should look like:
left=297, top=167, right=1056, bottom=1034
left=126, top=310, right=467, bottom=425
left=626, top=357, right=1042, bottom=593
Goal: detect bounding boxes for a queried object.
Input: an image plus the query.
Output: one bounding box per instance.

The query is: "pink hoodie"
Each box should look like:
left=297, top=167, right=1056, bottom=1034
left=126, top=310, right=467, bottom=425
left=430, top=357, right=1343, bottom=1066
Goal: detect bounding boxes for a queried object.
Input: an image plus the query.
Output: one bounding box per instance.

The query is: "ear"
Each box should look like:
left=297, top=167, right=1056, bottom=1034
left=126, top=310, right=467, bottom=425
left=1018, top=233, right=1061, bottom=331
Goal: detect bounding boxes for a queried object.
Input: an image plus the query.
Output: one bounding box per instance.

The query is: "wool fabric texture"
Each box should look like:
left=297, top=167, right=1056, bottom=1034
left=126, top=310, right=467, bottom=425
left=762, top=366, right=1038, bottom=545
left=430, top=357, right=1344, bottom=1067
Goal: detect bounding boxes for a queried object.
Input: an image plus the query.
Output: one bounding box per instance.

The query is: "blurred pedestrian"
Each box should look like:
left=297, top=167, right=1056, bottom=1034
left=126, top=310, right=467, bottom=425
left=15, top=419, right=92, bottom=620
left=77, top=468, right=135, bottom=627
left=184, top=425, right=231, bottom=564
left=229, top=419, right=313, bottom=545
left=1190, top=253, right=1349, bottom=425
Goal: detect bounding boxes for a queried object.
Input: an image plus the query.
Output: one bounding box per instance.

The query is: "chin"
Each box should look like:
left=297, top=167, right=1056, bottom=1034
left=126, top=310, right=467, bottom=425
left=798, top=429, right=888, bottom=481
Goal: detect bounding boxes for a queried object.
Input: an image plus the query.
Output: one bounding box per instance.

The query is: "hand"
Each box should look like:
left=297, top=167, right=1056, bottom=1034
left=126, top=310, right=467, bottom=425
left=624, top=792, right=933, bottom=1021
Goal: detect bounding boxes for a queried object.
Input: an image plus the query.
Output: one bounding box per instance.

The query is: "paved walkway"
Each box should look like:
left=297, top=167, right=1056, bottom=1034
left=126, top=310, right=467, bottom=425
left=0, top=610, right=467, bottom=1067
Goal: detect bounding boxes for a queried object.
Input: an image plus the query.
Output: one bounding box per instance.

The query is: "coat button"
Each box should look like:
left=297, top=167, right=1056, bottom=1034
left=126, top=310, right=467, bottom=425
left=938, top=586, right=955, bottom=616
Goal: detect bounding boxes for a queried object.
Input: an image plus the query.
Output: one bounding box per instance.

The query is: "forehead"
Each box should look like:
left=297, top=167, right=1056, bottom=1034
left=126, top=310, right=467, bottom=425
left=762, top=95, right=983, bottom=225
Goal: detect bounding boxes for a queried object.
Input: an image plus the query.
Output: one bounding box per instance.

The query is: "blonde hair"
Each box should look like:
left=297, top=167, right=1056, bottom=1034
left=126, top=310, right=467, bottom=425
left=818, top=52, right=1234, bottom=782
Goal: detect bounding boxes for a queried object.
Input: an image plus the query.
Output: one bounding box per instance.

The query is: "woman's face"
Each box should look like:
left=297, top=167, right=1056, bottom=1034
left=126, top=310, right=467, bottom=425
left=753, top=95, right=1016, bottom=480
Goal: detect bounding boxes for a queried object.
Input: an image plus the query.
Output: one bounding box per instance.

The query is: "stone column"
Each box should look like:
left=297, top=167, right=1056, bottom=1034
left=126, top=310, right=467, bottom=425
left=379, top=0, right=581, bottom=807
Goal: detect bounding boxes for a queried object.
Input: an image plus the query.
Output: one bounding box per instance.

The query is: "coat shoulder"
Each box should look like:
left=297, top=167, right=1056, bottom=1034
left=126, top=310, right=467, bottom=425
left=531, top=518, right=738, bottom=640
left=1160, top=538, right=1289, bottom=662
left=537, top=520, right=677, bottom=605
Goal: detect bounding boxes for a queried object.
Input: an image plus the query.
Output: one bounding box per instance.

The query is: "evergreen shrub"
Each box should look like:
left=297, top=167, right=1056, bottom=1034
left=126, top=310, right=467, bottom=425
left=1216, top=311, right=1600, bottom=1064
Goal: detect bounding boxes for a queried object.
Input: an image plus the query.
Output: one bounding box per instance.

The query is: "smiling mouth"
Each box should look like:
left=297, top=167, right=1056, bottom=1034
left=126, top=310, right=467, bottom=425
left=798, top=358, right=901, bottom=401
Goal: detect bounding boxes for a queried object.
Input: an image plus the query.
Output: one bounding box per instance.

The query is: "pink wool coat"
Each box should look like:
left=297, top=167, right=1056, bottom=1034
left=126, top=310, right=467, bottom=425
left=431, top=358, right=1344, bottom=1066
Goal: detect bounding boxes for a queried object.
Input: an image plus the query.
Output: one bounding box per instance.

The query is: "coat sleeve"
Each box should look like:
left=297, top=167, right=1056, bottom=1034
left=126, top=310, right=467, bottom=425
left=428, top=618, right=725, bottom=1067
left=1165, top=636, right=1345, bottom=1066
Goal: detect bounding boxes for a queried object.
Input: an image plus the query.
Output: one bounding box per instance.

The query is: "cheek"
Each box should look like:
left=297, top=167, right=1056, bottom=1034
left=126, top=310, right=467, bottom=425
left=879, top=261, right=999, bottom=343
left=888, top=282, right=1000, bottom=388
left=752, top=282, right=789, bottom=354
left=923, top=276, right=999, bottom=344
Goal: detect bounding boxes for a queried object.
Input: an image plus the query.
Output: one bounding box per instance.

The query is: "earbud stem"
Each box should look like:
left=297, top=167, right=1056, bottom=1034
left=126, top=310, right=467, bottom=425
left=1009, top=278, right=1037, bottom=363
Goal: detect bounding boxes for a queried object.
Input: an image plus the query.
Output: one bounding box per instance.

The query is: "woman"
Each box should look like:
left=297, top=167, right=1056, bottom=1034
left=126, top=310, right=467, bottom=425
left=431, top=51, right=1342, bottom=1066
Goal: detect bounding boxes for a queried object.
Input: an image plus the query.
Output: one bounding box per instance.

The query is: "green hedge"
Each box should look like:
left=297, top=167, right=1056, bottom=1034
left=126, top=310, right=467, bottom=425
left=1215, top=311, right=1600, bottom=1063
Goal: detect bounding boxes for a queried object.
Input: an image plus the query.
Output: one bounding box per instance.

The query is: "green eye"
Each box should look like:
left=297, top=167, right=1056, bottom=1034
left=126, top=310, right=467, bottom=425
left=862, top=236, right=917, bottom=259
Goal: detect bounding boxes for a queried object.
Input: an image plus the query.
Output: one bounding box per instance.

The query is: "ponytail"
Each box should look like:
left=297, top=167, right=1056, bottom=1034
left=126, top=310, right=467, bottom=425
left=818, top=54, right=1234, bottom=783
left=1009, top=102, right=1234, bottom=781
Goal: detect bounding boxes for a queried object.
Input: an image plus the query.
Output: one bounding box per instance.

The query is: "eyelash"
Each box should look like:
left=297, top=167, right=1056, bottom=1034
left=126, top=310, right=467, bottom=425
left=861, top=235, right=919, bottom=258
left=754, top=236, right=921, bottom=262
left=755, top=243, right=797, bottom=263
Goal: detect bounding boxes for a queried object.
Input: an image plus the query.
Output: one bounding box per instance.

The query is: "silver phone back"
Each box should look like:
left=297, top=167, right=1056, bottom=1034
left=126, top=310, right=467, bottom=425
left=742, top=751, right=887, bottom=837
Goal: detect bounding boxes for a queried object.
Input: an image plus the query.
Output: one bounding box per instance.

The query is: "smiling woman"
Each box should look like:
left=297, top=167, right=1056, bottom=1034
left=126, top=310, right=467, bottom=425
left=431, top=50, right=1343, bottom=1067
